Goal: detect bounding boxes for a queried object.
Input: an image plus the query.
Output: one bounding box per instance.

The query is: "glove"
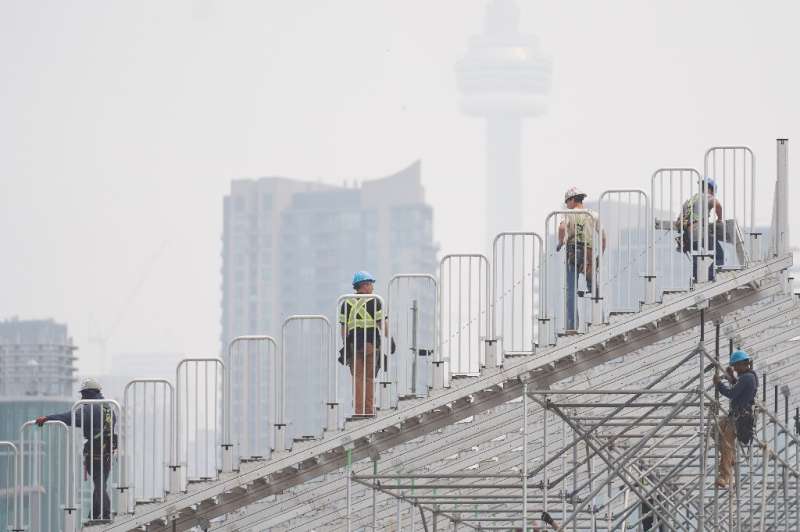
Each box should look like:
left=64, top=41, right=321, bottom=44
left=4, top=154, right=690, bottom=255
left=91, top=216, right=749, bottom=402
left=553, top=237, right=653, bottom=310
left=35, top=416, right=48, bottom=427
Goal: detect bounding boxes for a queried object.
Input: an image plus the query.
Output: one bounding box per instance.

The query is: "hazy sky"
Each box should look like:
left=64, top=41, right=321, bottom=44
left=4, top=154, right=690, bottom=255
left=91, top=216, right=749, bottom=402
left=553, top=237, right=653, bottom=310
left=2, top=1, right=797, bottom=374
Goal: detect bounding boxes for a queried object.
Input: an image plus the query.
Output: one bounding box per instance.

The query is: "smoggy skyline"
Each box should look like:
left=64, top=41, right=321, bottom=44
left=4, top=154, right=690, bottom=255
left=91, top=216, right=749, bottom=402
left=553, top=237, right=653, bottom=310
left=2, top=1, right=798, bottom=373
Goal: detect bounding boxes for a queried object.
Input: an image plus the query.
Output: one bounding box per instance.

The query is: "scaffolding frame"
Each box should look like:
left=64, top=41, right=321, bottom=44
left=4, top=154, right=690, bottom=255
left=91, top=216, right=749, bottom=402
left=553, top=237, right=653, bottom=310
left=344, top=319, right=800, bottom=532
left=76, top=139, right=796, bottom=532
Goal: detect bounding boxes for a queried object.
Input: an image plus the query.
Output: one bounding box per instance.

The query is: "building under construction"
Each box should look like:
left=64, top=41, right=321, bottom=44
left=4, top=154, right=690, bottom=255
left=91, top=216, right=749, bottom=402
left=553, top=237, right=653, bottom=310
left=2, top=140, right=798, bottom=531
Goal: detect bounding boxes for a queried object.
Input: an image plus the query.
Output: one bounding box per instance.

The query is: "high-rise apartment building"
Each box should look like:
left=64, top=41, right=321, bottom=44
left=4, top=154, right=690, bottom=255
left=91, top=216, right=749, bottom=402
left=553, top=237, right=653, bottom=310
left=220, top=161, right=438, bottom=352
left=0, top=317, right=76, bottom=400
left=0, top=318, right=76, bottom=526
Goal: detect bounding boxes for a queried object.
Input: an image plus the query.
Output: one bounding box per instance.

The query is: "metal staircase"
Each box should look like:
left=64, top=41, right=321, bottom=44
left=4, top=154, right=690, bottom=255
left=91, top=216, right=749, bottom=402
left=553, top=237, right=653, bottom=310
left=100, top=257, right=790, bottom=531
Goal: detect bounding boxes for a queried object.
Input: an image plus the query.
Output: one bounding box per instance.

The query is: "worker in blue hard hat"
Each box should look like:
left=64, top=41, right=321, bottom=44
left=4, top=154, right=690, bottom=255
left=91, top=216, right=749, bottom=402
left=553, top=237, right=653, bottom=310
left=712, top=349, right=758, bottom=489
left=338, top=271, right=389, bottom=416
left=678, top=177, right=724, bottom=282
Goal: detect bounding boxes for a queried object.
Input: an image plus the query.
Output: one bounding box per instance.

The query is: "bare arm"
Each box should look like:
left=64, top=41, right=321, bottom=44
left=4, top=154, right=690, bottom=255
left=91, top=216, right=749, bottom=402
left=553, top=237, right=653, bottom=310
left=558, top=221, right=566, bottom=245
left=714, top=199, right=722, bottom=220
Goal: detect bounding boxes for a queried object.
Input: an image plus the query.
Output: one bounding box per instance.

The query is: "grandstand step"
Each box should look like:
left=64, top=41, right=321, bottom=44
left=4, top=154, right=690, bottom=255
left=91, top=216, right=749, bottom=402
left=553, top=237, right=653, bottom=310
left=91, top=254, right=792, bottom=532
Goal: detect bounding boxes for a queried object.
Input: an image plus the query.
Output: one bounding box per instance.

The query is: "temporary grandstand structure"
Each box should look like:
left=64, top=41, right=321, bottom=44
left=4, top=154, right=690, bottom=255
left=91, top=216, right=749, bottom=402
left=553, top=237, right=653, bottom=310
left=2, top=140, right=795, bottom=531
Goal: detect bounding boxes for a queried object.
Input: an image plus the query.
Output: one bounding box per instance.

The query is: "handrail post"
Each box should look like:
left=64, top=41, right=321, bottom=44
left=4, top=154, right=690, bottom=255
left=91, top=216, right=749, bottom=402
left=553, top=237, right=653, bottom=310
left=776, top=139, right=789, bottom=258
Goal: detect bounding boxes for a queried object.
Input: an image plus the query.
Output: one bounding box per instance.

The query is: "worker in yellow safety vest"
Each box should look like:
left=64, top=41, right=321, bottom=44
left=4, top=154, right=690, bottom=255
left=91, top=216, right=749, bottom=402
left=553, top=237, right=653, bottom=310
left=339, top=271, right=389, bottom=416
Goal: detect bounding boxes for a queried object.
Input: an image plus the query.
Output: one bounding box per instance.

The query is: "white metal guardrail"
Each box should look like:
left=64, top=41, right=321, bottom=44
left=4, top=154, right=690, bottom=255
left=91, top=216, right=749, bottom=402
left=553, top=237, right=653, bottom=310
left=67, top=399, right=121, bottom=530
left=175, top=359, right=227, bottom=490
left=650, top=168, right=706, bottom=296
left=282, top=316, right=334, bottom=439
left=491, top=232, right=543, bottom=363
left=1, top=441, right=21, bottom=532
left=541, top=209, right=603, bottom=343
left=704, top=146, right=758, bottom=265
left=387, top=274, right=437, bottom=400
left=597, top=190, right=650, bottom=314
left=336, top=294, right=388, bottom=417
left=19, top=141, right=786, bottom=532
left=227, top=337, right=277, bottom=461
left=439, top=254, right=490, bottom=385
left=121, top=378, right=175, bottom=512
left=19, top=420, right=69, bottom=532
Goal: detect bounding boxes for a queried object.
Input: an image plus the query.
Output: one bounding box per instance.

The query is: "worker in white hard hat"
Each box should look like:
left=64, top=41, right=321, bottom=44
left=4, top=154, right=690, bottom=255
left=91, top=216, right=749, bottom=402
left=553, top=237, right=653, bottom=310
left=34, top=378, right=117, bottom=522
left=558, top=187, right=606, bottom=333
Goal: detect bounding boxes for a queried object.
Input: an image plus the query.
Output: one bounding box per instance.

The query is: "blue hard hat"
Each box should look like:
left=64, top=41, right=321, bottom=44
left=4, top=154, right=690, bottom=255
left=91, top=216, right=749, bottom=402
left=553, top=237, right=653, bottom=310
left=729, top=350, right=751, bottom=365
left=702, top=177, right=717, bottom=191
left=352, top=271, right=376, bottom=287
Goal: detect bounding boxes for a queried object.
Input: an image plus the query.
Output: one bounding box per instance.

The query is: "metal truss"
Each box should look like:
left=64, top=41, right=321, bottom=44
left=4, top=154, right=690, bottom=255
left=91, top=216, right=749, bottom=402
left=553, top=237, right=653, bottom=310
left=80, top=141, right=793, bottom=532
left=212, top=290, right=800, bottom=531
left=89, top=254, right=791, bottom=532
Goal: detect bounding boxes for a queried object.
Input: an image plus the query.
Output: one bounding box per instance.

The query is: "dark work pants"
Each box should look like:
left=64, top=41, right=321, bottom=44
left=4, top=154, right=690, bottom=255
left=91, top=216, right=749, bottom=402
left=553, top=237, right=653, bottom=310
left=85, top=453, right=111, bottom=520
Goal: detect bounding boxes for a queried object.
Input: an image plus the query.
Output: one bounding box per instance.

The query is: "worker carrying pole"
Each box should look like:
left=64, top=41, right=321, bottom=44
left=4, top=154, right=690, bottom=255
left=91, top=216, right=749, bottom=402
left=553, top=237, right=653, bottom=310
left=338, top=271, right=390, bottom=417
left=712, top=349, right=758, bottom=489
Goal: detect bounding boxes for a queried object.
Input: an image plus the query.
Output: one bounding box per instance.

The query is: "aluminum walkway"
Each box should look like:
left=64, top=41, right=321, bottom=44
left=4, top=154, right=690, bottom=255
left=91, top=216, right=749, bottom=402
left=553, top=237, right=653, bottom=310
left=96, top=254, right=792, bottom=531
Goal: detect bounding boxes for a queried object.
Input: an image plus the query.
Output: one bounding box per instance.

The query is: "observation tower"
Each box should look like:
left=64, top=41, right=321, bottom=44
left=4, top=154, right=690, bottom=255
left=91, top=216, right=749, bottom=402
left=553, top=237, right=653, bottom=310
left=457, top=0, right=552, bottom=240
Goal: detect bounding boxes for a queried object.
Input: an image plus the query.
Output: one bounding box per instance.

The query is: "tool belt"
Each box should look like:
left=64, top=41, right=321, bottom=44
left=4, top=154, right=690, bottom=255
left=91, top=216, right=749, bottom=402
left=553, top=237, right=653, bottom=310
left=566, top=245, right=595, bottom=279
left=732, top=408, right=755, bottom=446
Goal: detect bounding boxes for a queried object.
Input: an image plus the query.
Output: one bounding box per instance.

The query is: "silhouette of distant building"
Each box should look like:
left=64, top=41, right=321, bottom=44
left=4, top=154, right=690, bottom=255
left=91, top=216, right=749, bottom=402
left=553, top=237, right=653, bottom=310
left=220, top=161, right=438, bottom=352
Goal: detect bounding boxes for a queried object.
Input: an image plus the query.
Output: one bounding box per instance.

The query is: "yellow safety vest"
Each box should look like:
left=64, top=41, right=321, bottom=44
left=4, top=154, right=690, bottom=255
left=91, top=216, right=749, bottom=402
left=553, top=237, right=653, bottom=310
left=339, top=298, right=384, bottom=332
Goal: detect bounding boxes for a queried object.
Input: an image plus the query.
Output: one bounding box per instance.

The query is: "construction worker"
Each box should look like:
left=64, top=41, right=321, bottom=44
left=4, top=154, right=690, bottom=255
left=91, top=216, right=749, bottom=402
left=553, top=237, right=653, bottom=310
left=678, top=177, right=724, bottom=281
left=339, top=271, right=389, bottom=416
left=34, top=378, right=117, bottom=521
left=558, top=187, right=606, bottom=332
left=712, top=349, right=758, bottom=489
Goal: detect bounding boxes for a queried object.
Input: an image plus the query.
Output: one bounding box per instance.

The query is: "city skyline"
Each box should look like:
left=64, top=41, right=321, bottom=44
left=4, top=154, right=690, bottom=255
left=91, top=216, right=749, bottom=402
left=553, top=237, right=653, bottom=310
left=2, top=1, right=798, bottom=374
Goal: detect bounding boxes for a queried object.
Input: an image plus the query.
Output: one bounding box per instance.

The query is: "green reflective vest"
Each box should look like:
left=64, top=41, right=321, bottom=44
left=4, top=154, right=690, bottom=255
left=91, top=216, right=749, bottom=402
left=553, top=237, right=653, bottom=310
left=339, top=298, right=384, bottom=332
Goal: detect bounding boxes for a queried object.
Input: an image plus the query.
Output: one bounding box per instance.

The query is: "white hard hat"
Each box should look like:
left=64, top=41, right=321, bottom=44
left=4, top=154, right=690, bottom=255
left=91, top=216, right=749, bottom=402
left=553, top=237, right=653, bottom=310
left=80, top=378, right=102, bottom=392
left=564, top=187, right=587, bottom=202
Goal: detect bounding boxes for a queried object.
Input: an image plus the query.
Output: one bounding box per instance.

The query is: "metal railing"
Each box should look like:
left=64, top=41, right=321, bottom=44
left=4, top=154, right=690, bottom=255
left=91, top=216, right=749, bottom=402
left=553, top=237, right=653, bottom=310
left=0, top=441, right=21, bottom=532
left=282, top=316, right=335, bottom=438
left=597, top=190, right=651, bottom=313
left=541, top=209, right=603, bottom=343
left=67, top=399, right=121, bottom=529
left=439, top=254, right=490, bottom=384
left=227, top=336, right=277, bottom=460
left=19, top=420, right=69, bottom=532
left=651, top=168, right=706, bottom=294
left=336, top=294, right=388, bottom=417
left=18, top=141, right=794, bottom=531
left=387, top=274, right=437, bottom=399
left=121, top=378, right=176, bottom=512
left=491, top=232, right=543, bottom=362
left=175, top=358, right=226, bottom=489
left=704, top=146, right=757, bottom=265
